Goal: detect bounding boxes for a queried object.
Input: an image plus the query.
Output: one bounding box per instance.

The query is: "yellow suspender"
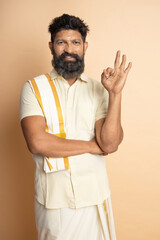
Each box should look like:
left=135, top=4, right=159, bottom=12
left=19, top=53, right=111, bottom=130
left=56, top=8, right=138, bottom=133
left=30, top=74, right=69, bottom=171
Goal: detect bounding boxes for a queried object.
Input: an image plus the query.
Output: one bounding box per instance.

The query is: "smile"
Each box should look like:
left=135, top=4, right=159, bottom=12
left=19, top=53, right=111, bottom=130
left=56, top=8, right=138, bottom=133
left=64, top=56, right=76, bottom=62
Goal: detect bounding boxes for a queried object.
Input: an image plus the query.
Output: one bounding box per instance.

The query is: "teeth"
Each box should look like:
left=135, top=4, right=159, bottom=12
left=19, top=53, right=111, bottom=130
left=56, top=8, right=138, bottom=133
left=64, top=57, right=75, bottom=61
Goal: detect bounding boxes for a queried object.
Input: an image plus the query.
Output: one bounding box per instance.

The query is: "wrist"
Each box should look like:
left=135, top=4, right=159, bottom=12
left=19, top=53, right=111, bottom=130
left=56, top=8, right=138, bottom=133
left=109, top=91, right=122, bottom=97
left=88, top=140, right=94, bottom=153
left=109, top=91, right=122, bottom=102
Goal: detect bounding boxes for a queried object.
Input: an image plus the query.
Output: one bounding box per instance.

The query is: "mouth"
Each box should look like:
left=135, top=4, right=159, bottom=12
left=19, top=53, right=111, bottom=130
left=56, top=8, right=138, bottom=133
left=63, top=56, right=76, bottom=62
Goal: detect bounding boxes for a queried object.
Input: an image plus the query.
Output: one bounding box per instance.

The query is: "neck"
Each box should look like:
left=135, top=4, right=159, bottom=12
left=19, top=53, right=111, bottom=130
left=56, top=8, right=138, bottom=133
left=65, top=77, right=77, bottom=86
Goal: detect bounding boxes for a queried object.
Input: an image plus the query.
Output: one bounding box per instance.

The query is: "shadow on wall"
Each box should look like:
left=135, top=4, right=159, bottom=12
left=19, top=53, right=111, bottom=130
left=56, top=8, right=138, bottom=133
left=1, top=109, right=38, bottom=240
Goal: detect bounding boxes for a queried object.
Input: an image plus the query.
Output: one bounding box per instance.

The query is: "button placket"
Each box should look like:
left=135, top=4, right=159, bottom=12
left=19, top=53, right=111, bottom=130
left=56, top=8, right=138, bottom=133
left=65, top=84, right=76, bottom=136
left=65, top=83, right=78, bottom=206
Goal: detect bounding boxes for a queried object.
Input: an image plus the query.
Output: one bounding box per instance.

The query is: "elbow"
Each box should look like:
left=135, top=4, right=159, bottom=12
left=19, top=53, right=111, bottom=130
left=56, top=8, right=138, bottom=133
left=28, top=145, right=39, bottom=155
left=101, top=144, right=119, bottom=154
left=27, top=138, right=41, bottom=155
left=100, top=132, right=123, bottom=154
left=107, top=145, right=118, bottom=154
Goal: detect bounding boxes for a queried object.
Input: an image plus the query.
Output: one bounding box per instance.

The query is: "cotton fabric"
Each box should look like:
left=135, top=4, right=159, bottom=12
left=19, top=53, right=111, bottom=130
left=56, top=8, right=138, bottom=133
left=29, top=74, right=69, bottom=173
left=35, top=197, right=116, bottom=240
left=20, top=69, right=111, bottom=209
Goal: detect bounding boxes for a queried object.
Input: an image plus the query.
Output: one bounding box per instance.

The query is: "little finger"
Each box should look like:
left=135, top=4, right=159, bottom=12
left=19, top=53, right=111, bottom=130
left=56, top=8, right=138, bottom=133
left=124, top=62, right=132, bottom=75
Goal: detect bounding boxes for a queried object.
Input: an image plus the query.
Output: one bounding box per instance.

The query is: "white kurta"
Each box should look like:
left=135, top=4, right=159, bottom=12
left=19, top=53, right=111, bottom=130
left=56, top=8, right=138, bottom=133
left=20, top=69, right=117, bottom=239
left=20, top=69, right=111, bottom=209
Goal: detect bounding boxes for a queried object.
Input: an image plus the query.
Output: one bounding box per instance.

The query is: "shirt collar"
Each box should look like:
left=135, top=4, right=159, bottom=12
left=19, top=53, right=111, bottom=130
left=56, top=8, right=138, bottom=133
left=49, top=69, right=88, bottom=83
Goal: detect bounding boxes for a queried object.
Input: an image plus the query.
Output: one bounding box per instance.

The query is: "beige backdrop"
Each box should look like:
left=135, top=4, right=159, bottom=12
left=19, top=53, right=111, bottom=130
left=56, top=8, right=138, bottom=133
left=1, top=0, right=160, bottom=239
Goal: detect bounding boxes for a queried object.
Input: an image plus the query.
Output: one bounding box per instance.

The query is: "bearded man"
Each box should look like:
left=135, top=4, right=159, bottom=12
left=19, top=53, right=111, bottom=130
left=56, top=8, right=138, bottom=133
left=20, top=14, right=132, bottom=240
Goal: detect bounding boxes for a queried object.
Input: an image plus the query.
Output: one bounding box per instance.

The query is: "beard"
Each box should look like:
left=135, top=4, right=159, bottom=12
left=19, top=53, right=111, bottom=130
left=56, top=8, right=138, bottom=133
left=51, top=49, right=85, bottom=79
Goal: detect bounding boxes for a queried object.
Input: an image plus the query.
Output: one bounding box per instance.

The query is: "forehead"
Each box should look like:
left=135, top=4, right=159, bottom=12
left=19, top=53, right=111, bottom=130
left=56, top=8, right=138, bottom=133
left=54, top=29, right=83, bottom=41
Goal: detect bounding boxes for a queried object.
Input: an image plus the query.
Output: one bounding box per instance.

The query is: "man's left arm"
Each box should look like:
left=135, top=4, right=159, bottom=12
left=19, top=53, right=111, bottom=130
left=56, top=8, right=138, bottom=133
left=95, top=50, right=132, bottom=153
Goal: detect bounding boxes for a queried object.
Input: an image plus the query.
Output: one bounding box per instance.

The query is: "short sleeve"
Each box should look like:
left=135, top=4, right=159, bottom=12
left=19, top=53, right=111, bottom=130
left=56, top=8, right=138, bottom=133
left=95, top=84, right=109, bottom=122
left=19, top=81, right=44, bottom=120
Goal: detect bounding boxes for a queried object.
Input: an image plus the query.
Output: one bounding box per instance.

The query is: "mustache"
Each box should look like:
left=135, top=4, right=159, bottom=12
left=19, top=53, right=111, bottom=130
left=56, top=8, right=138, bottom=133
left=59, top=52, right=83, bottom=61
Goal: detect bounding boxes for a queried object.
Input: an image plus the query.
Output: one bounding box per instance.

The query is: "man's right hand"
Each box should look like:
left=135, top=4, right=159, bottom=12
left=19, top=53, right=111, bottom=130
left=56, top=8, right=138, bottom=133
left=89, top=138, right=108, bottom=156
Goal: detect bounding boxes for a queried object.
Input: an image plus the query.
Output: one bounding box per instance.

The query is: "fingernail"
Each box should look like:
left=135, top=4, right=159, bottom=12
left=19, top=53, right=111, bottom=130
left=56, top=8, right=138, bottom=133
left=106, top=74, right=109, bottom=78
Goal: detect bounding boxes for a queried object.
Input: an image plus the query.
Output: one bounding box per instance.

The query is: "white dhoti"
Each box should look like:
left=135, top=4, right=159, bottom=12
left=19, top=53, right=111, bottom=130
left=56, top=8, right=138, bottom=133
left=35, top=197, right=116, bottom=240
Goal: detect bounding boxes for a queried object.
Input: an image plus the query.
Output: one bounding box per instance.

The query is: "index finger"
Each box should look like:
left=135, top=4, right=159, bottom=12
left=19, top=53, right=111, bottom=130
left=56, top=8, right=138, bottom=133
left=114, top=50, right=121, bottom=70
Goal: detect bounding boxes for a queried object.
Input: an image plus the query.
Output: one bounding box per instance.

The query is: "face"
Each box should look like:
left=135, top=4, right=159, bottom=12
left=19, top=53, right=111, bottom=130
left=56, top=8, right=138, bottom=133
left=49, top=29, right=88, bottom=79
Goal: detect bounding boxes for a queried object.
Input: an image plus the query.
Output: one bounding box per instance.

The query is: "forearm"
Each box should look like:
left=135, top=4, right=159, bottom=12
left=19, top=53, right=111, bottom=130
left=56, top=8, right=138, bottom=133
left=98, top=92, right=123, bottom=152
left=21, top=116, right=102, bottom=157
left=96, top=50, right=132, bottom=152
left=21, top=116, right=103, bottom=158
left=30, top=132, right=91, bottom=157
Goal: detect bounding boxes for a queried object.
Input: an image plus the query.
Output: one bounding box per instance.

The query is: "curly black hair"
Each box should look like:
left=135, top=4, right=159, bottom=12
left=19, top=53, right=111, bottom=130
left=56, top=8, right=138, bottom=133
left=48, top=14, right=89, bottom=43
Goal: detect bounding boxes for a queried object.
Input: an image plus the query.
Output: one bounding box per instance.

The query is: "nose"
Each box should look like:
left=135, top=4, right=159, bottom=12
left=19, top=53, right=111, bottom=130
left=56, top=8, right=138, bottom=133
left=64, top=43, right=73, bottom=54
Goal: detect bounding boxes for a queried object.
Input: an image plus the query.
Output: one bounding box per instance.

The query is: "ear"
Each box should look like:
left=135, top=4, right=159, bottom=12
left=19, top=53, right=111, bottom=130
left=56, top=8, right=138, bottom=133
left=84, top=41, right=88, bottom=54
left=49, top=42, right=53, bottom=54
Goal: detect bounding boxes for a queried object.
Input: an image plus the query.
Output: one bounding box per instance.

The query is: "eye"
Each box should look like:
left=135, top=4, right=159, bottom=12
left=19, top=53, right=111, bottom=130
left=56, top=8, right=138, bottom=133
left=73, top=40, right=81, bottom=45
left=57, top=41, right=65, bottom=45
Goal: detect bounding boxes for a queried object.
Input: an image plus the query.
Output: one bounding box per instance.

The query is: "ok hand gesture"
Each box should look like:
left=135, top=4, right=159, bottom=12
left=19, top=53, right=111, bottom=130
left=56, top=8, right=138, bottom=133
left=101, top=51, right=132, bottom=94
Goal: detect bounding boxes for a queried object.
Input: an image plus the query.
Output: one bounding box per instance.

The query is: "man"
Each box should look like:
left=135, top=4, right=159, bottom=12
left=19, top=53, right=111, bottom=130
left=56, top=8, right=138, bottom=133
left=20, top=14, right=132, bottom=240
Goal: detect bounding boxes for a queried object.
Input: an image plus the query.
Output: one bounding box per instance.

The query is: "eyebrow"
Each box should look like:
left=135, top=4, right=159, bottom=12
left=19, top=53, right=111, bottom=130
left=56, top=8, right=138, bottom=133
left=55, top=38, right=82, bottom=42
